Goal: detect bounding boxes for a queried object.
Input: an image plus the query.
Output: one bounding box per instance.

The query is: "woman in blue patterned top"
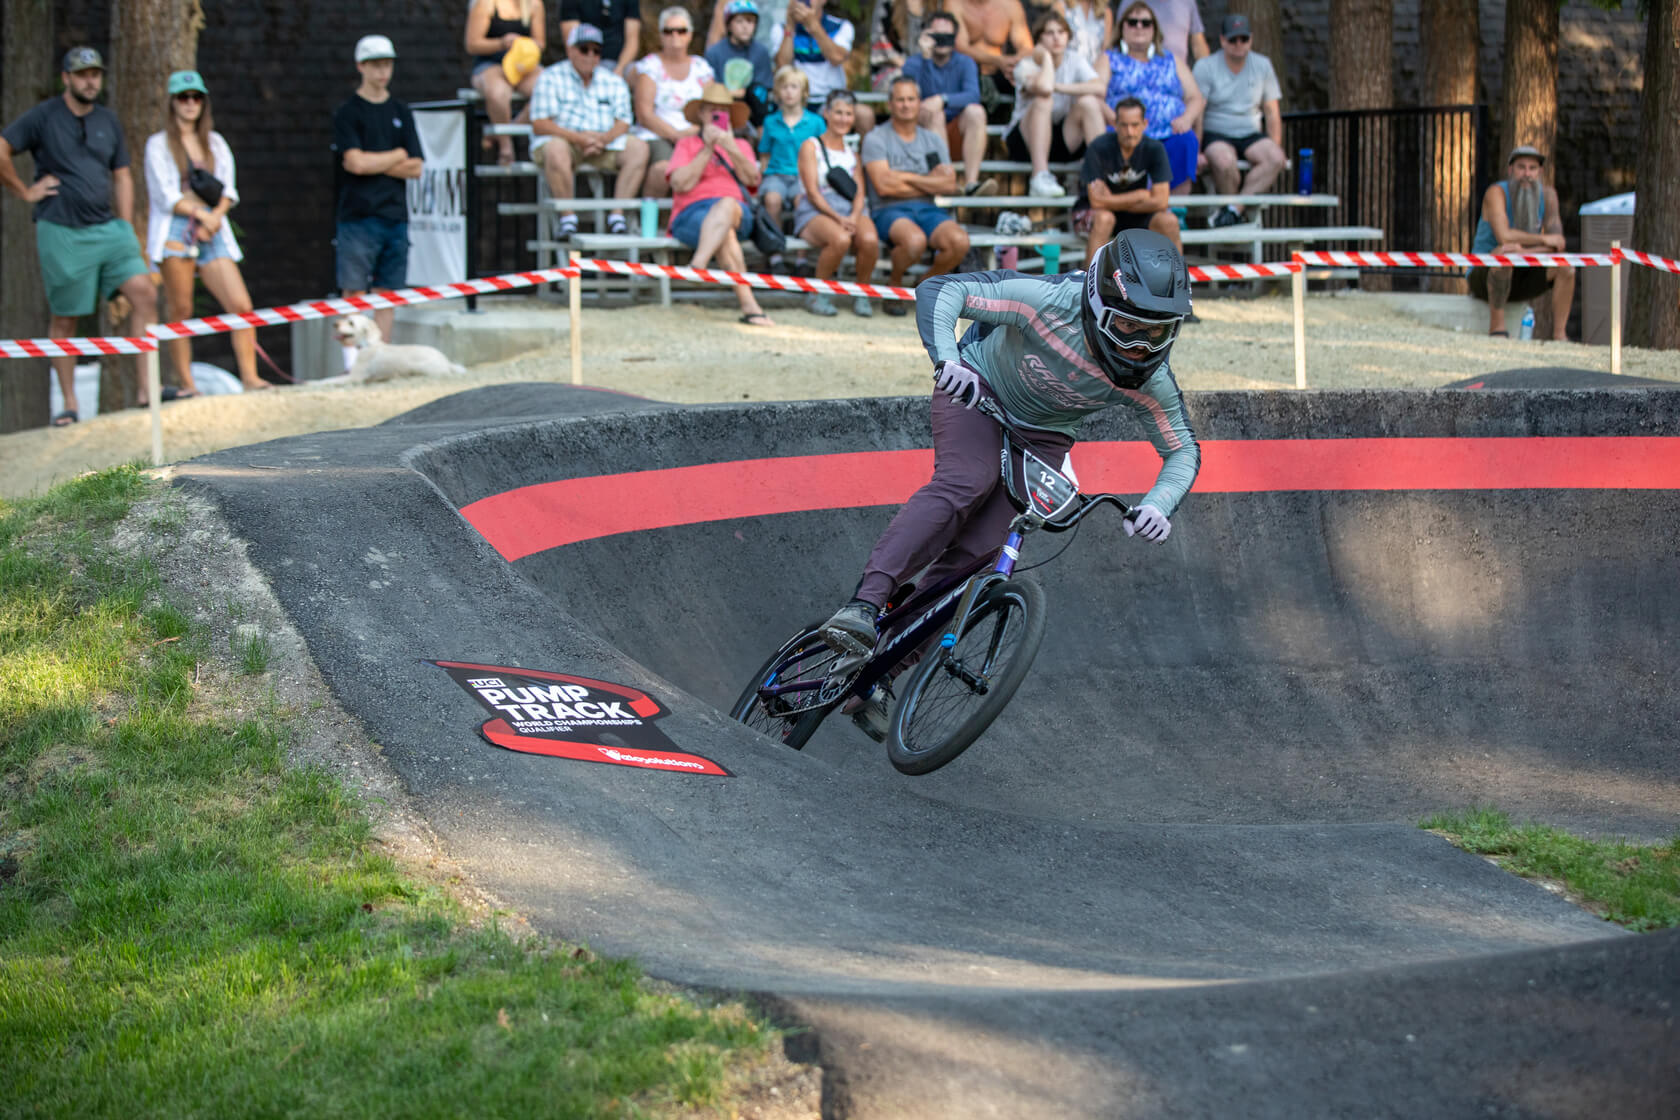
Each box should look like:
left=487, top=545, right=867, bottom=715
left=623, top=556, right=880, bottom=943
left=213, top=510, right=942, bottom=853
left=1103, top=0, right=1201, bottom=194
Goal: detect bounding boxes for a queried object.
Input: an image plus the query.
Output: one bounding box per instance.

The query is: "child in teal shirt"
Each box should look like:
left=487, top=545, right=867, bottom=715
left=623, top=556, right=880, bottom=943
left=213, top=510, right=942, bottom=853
left=756, top=66, right=824, bottom=269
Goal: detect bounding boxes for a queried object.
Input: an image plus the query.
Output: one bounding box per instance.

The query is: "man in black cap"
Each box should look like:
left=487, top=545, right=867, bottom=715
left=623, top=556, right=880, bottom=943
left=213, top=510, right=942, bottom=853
left=1467, top=145, right=1573, bottom=339
left=0, top=46, right=159, bottom=425
left=1192, top=13, right=1285, bottom=228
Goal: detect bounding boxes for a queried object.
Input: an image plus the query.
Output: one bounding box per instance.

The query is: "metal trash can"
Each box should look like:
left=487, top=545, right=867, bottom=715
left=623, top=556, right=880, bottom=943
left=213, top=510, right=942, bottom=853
left=1580, top=192, right=1634, bottom=346
left=290, top=315, right=342, bottom=381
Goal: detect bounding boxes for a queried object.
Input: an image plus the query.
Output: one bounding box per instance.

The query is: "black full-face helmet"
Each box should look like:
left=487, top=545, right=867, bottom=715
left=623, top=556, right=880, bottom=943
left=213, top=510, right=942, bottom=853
left=1082, top=228, right=1192, bottom=388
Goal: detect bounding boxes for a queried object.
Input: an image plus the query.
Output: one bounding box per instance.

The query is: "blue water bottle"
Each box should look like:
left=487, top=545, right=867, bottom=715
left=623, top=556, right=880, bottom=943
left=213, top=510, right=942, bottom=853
left=1296, top=148, right=1314, bottom=196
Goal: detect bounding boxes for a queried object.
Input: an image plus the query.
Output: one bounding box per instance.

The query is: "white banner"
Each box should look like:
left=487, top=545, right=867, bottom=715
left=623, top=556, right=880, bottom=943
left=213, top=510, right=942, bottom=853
left=407, top=110, right=468, bottom=286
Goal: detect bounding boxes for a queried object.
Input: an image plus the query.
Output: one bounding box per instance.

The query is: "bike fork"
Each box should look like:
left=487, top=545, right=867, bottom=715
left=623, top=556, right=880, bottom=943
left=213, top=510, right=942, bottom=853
left=936, top=530, right=1022, bottom=652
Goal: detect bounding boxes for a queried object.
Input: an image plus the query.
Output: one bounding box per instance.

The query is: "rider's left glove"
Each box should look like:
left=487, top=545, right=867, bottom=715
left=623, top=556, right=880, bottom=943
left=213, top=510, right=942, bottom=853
left=1124, top=503, right=1172, bottom=542
left=934, top=359, right=981, bottom=408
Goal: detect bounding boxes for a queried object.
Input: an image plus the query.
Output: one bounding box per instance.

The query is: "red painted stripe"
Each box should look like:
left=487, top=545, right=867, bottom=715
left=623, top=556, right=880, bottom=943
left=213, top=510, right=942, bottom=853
left=459, top=437, right=1680, bottom=562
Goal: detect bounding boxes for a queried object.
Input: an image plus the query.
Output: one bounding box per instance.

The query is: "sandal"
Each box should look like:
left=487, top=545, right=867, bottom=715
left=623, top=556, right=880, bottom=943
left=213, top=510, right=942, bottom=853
left=738, top=313, right=772, bottom=327
left=1488, top=329, right=1509, bottom=337
left=51, top=409, right=78, bottom=427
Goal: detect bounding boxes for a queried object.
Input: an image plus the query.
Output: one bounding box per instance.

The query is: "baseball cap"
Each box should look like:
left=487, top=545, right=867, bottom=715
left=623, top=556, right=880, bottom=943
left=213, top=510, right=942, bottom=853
left=354, top=34, right=397, bottom=63
left=62, top=46, right=104, bottom=73
left=1507, top=144, right=1546, bottom=166
left=566, top=23, right=605, bottom=47
left=167, top=70, right=208, bottom=97
left=725, top=0, right=760, bottom=17
left=1222, top=13, right=1251, bottom=38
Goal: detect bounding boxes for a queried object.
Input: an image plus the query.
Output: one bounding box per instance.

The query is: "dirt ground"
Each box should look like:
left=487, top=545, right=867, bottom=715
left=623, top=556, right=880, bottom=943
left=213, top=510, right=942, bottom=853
left=5, top=288, right=1679, bottom=500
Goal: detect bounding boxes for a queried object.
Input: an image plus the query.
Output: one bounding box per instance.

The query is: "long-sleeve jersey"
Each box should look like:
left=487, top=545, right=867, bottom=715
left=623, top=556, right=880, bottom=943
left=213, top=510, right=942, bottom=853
left=915, top=268, right=1201, bottom=515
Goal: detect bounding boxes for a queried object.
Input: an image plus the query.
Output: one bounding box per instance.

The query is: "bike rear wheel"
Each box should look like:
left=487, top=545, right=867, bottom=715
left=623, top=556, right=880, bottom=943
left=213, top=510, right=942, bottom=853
left=886, top=578, right=1046, bottom=775
left=730, top=624, right=849, bottom=750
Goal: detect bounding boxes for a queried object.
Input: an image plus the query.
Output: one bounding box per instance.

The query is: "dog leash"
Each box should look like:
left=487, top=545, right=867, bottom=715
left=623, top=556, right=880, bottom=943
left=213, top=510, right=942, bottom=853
left=252, top=339, right=296, bottom=384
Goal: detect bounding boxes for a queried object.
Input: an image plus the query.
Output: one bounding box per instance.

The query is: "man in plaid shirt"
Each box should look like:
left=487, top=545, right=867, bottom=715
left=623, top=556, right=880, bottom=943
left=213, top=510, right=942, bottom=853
left=530, top=23, right=649, bottom=238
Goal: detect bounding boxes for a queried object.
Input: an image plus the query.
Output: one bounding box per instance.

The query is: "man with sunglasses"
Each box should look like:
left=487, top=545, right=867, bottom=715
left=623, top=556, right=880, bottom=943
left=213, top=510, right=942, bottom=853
left=530, top=24, right=649, bottom=238
left=818, top=227, right=1199, bottom=694
left=1192, top=13, right=1284, bottom=228
left=0, top=46, right=158, bottom=426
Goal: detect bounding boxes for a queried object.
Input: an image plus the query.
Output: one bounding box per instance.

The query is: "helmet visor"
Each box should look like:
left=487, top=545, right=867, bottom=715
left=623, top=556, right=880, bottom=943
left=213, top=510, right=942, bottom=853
left=1090, top=299, right=1182, bottom=354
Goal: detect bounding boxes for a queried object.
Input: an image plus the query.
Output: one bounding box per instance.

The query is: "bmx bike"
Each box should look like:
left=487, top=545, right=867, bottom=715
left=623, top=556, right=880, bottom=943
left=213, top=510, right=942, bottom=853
left=730, top=395, right=1139, bottom=774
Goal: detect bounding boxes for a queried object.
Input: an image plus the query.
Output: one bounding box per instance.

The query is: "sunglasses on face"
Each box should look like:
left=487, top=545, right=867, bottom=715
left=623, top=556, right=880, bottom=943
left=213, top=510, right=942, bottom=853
left=174, top=91, right=204, bottom=102
left=574, top=43, right=602, bottom=54
left=1227, top=34, right=1251, bottom=43
left=662, top=25, right=691, bottom=34
left=1124, top=17, right=1154, bottom=28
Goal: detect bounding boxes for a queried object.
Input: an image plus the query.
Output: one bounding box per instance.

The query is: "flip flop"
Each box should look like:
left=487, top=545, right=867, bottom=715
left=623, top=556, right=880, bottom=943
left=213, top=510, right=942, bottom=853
left=1488, top=329, right=1509, bottom=337
left=738, top=313, right=772, bottom=327
left=51, top=409, right=78, bottom=427
left=161, top=386, right=198, bottom=402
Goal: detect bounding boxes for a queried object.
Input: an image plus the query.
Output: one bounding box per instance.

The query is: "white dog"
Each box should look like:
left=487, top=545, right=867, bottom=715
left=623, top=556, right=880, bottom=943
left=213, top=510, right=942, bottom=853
left=328, top=314, right=466, bottom=383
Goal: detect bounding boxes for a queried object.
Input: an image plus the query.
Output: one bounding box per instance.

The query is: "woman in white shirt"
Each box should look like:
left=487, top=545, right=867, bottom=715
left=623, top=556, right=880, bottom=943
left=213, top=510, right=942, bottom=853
left=632, top=6, right=716, bottom=198
left=143, top=71, right=267, bottom=395
left=792, top=89, right=878, bottom=318
left=1006, top=11, right=1110, bottom=197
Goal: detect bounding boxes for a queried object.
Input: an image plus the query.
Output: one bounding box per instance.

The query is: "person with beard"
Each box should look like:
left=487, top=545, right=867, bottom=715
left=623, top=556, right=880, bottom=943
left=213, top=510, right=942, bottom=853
left=0, top=47, right=159, bottom=425
left=1467, top=145, right=1573, bottom=340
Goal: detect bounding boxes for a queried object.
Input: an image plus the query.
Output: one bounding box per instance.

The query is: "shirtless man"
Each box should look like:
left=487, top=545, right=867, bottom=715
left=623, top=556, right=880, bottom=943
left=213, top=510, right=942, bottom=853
left=951, top=0, right=1032, bottom=80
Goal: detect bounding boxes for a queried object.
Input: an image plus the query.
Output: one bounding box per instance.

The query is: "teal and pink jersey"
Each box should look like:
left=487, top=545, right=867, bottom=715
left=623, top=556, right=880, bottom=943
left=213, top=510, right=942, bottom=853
left=913, top=268, right=1201, bottom=515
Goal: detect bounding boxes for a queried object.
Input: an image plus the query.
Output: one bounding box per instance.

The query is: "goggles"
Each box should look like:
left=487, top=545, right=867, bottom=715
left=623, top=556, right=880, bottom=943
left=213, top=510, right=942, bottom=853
left=1088, top=289, right=1181, bottom=352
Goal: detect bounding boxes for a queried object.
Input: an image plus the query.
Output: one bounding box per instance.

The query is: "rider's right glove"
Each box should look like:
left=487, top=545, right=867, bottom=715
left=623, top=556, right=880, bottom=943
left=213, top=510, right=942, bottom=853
left=1123, top=503, right=1172, bottom=542
left=934, top=359, right=981, bottom=408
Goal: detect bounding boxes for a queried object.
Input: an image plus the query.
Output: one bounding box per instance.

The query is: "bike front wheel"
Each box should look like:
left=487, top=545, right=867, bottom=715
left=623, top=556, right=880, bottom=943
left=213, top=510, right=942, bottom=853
left=886, top=578, right=1046, bottom=775
left=730, top=624, right=849, bottom=750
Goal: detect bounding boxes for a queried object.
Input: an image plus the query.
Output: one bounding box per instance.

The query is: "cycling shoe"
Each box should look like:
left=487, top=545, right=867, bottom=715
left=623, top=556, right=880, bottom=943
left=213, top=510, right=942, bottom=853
left=820, top=600, right=878, bottom=656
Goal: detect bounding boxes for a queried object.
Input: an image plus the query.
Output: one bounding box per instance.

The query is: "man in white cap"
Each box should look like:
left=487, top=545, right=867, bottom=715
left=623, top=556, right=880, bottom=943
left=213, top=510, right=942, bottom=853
left=530, top=23, right=649, bottom=238
left=0, top=46, right=159, bottom=425
left=332, top=34, right=424, bottom=346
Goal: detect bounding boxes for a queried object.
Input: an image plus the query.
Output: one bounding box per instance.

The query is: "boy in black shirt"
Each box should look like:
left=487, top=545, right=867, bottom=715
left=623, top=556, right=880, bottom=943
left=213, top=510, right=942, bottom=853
left=1073, top=97, right=1183, bottom=263
left=333, top=34, right=424, bottom=344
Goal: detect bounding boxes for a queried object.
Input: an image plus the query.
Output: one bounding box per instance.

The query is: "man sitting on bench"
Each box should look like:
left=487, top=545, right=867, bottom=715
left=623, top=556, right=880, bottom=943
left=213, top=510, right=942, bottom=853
left=1073, top=97, right=1188, bottom=315
left=1192, top=13, right=1284, bottom=228
left=529, top=23, right=648, bottom=238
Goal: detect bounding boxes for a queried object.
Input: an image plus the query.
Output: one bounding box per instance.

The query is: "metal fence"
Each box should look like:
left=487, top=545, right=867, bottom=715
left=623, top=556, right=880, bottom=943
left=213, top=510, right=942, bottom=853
left=1283, top=104, right=1489, bottom=289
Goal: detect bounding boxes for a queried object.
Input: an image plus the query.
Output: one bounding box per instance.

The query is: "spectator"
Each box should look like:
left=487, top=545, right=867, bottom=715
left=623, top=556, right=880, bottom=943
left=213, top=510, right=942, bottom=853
left=1467, top=145, right=1573, bottom=340
left=756, top=65, right=825, bottom=269
left=861, top=75, right=970, bottom=310
left=772, top=0, right=870, bottom=127
left=667, top=83, right=774, bottom=326
left=1192, top=13, right=1284, bottom=226
left=1005, top=10, right=1108, bottom=197
left=531, top=24, right=649, bottom=238
left=1147, top=0, right=1208, bottom=63
left=1073, top=96, right=1183, bottom=262
left=705, top=0, right=776, bottom=125
left=951, top=0, right=1031, bottom=99
left=632, top=6, right=714, bottom=199
left=708, top=0, right=791, bottom=51
left=333, top=35, right=424, bottom=346
left=560, top=0, right=642, bottom=73
left=1105, top=1, right=1202, bottom=196
left=794, top=89, right=879, bottom=317
left=902, top=9, right=995, bottom=197
left=465, top=0, right=546, bottom=166
left=1064, top=0, right=1114, bottom=66
left=144, top=71, right=267, bottom=397
left=0, top=46, right=158, bottom=424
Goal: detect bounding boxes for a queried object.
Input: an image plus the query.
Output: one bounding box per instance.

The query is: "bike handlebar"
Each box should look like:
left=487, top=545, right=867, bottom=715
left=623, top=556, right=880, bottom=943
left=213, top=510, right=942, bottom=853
left=960, top=388, right=1138, bottom=533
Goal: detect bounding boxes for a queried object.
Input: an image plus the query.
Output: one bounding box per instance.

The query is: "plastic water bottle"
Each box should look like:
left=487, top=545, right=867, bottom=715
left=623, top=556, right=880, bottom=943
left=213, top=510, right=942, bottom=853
left=1296, top=148, right=1314, bottom=196
left=1519, top=305, right=1535, bottom=340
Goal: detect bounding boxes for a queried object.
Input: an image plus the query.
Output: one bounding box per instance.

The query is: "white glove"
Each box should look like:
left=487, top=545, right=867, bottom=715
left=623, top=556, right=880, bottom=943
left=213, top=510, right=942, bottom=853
left=934, top=359, right=981, bottom=408
left=1124, top=503, right=1171, bottom=542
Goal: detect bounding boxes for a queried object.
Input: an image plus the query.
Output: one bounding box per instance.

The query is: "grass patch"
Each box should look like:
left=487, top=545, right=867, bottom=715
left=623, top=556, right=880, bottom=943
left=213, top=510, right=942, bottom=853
left=1422, top=807, right=1680, bottom=932
left=0, top=468, right=784, bottom=1117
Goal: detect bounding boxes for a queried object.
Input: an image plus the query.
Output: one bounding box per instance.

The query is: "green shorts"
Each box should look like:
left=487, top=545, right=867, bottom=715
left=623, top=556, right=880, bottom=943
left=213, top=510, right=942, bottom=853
left=36, top=218, right=149, bottom=317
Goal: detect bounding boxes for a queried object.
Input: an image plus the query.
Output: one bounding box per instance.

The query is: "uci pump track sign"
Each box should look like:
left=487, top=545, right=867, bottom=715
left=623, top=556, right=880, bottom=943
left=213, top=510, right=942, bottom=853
left=174, top=381, right=1680, bottom=1117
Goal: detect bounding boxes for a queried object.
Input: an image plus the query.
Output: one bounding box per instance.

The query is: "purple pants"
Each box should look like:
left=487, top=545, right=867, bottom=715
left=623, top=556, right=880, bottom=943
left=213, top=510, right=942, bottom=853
left=856, top=388, right=1074, bottom=607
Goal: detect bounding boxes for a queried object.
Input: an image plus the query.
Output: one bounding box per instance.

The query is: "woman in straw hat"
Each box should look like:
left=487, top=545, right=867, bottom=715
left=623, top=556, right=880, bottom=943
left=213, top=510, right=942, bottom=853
left=466, top=0, right=546, bottom=166
left=667, top=81, right=773, bottom=326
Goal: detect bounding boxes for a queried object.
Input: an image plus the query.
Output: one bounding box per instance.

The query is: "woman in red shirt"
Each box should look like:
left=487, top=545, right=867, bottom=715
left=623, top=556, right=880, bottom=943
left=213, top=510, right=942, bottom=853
left=667, top=83, right=773, bottom=325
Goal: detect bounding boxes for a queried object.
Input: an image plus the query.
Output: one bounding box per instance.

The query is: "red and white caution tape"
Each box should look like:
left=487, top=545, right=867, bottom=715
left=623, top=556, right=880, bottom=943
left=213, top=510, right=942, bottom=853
left=148, top=266, right=581, bottom=339
left=0, top=335, right=158, bottom=359
left=1295, top=250, right=1616, bottom=269
left=574, top=257, right=917, bottom=301
left=1617, top=248, right=1680, bottom=274
left=1187, top=262, right=1301, bottom=282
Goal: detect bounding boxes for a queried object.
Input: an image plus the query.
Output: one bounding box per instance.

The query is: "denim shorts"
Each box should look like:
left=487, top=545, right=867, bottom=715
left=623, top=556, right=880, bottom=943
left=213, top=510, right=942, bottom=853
left=872, top=200, right=954, bottom=242
left=336, top=216, right=409, bottom=291
left=159, top=214, right=233, bottom=263
left=669, top=196, right=751, bottom=248
left=759, top=172, right=800, bottom=205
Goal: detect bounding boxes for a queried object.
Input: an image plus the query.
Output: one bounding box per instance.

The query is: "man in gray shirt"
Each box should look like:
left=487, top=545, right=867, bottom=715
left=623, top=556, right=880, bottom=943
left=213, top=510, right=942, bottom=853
left=1191, top=13, right=1285, bottom=227
left=0, top=47, right=158, bottom=425
left=861, top=76, right=972, bottom=312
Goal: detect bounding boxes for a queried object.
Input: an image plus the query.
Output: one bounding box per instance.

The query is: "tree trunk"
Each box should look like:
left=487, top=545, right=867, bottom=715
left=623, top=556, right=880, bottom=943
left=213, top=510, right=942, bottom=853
left=1329, top=0, right=1391, bottom=110
left=1627, top=0, right=1680, bottom=350
left=1419, top=0, right=1478, bottom=291
left=1226, top=1, right=1287, bottom=99
left=103, top=0, right=204, bottom=411
left=1, top=0, right=54, bottom=433
left=1498, top=0, right=1558, bottom=162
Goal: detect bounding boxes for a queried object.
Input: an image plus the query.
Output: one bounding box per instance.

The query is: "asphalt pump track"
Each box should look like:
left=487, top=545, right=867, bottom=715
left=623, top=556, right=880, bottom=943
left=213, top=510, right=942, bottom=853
left=176, top=381, right=1680, bottom=1117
